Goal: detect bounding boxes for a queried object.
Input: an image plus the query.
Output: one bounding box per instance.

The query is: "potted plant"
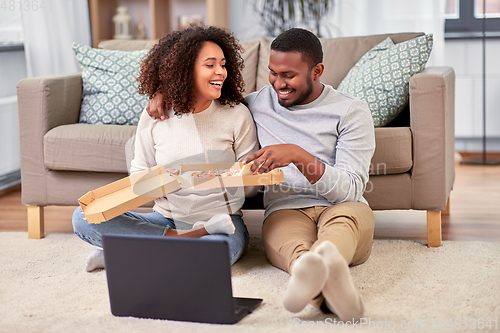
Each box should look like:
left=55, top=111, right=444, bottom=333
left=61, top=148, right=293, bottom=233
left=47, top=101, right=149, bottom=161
left=246, top=0, right=335, bottom=37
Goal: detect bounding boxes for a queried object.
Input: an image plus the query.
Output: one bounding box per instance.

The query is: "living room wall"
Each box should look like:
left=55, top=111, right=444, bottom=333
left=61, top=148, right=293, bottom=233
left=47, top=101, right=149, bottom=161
left=230, top=0, right=500, bottom=152
left=0, top=11, right=25, bottom=190
left=446, top=38, right=500, bottom=152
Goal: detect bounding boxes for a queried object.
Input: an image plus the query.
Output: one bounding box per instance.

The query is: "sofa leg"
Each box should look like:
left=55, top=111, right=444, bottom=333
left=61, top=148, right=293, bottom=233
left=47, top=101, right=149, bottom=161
left=28, top=206, right=45, bottom=239
left=441, top=196, right=450, bottom=215
left=426, top=210, right=442, bottom=247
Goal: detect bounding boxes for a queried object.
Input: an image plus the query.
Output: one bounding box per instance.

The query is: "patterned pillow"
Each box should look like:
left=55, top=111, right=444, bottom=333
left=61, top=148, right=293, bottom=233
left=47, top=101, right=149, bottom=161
left=73, top=43, right=149, bottom=125
left=337, top=34, right=433, bottom=127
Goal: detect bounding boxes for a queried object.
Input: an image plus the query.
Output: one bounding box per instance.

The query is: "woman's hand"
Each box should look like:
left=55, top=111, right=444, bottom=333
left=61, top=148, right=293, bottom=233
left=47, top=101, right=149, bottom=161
left=146, top=92, right=168, bottom=120
left=243, top=144, right=325, bottom=184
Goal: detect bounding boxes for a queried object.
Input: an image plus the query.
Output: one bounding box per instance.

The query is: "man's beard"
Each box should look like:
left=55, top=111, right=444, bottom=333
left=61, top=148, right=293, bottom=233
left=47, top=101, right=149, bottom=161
left=277, top=76, right=314, bottom=107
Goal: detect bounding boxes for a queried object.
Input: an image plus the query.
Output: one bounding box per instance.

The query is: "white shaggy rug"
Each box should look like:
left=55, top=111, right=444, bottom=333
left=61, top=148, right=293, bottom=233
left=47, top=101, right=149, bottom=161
left=1, top=232, right=499, bottom=333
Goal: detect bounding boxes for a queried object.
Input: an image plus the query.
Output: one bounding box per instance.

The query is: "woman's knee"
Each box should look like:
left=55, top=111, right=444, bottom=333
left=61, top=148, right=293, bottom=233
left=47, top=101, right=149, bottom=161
left=231, top=215, right=248, bottom=237
left=72, top=207, right=86, bottom=232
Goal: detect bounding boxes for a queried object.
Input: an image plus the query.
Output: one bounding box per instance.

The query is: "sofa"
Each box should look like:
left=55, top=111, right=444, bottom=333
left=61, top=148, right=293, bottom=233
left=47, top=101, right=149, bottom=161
left=17, top=32, right=455, bottom=247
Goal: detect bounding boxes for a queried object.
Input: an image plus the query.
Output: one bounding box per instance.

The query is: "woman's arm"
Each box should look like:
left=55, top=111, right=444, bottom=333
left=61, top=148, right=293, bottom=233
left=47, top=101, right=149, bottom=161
left=231, top=105, right=261, bottom=197
left=130, top=108, right=158, bottom=175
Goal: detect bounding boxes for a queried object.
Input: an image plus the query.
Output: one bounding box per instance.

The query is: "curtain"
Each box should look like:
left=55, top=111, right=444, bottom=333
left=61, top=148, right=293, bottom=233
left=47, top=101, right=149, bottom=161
left=230, top=0, right=446, bottom=66
left=330, top=0, right=445, bottom=66
left=20, top=0, right=92, bottom=77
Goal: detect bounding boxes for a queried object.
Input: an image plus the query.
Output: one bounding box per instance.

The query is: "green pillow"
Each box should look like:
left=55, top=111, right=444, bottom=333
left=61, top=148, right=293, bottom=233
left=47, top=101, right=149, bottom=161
left=72, top=43, right=149, bottom=125
left=337, top=34, right=433, bottom=127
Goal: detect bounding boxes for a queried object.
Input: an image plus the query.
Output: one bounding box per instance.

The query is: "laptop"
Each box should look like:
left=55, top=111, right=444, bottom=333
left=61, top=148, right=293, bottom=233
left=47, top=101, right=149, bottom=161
left=102, top=234, right=263, bottom=324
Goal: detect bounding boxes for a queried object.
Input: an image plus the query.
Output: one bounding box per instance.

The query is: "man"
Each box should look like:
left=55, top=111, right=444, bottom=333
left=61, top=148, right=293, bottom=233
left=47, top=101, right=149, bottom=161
left=147, top=28, right=375, bottom=322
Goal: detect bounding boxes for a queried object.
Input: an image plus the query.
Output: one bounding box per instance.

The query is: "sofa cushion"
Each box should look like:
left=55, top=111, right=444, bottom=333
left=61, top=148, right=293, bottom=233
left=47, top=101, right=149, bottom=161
left=240, top=39, right=260, bottom=93
left=337, top=34, right=433, bottom=127
left=44, top=124, right=136, bottom=173
left=98, top=39, right=158, bottom=51
left=73, top=43, right=149, bottom=125
left=256, top=32, right=424, bottom=91
left=370, top=127, right=412, bottom=175
left=43, top=125, right=410, bottom=176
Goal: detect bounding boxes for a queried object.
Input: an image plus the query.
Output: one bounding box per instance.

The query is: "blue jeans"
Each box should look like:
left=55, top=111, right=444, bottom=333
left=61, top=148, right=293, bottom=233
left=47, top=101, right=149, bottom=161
left=72, top=207, right=249, bottom=265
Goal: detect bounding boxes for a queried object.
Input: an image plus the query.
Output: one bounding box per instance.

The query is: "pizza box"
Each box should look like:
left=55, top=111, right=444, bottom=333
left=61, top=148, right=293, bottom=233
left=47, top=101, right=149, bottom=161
left=174, top=162, right=284, bottom=189
left=78, top=165, right=181, bottom=224
left=78, top=162, right=284, bottom=224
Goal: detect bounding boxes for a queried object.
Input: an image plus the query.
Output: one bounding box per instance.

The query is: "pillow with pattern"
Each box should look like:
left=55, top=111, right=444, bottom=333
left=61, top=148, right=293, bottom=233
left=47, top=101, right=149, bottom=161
left=337, top=34, right=433, bottom=127
left=73, top=43, right=149, bottom=125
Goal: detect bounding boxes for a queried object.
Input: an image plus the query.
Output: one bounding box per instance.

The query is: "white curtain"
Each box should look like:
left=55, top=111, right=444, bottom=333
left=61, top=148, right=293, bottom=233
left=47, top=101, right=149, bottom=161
left=330, top=0, right=445, bottom=66
left=20, top=0, right=91, bottom=77
left=231, top=0, right=446, bottom=66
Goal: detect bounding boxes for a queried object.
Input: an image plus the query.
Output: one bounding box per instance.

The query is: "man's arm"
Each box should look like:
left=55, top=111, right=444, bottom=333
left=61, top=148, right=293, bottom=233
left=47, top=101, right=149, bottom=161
left=313, top=100, right=375, bottom=203
left=245, top=99, right=375, bottom=204
left=146, top=92, right=168, bottom=120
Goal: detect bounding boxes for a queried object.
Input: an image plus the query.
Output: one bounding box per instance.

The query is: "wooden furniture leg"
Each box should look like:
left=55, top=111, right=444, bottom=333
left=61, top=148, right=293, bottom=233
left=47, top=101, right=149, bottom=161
left=28, top=206, right=45, bottom=239
left=441, top=196, right=450, bottom=215
left=426, top=210, right=442, bottom=247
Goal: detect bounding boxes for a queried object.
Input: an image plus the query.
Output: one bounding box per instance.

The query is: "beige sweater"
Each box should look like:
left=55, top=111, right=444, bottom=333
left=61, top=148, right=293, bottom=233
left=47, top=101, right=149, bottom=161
left=130, top=100, right=259, bottom=224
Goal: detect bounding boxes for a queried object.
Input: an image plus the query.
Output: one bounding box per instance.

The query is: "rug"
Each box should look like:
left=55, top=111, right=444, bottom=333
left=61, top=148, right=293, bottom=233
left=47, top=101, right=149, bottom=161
left=1, top=232, right=499, bottom=333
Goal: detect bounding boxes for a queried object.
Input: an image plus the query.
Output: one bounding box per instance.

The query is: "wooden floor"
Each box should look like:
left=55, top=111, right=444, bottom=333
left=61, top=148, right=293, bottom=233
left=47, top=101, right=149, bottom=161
left=1, top=152, right=499, bottom=241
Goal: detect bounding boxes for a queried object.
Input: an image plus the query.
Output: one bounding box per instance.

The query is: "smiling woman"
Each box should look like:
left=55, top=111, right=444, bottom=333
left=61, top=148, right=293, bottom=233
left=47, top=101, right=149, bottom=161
left=137, top=25, right=246, bottom=116
left=192, top=41, right=228, bottom=113
left=71, top=25, right=259, bottom=272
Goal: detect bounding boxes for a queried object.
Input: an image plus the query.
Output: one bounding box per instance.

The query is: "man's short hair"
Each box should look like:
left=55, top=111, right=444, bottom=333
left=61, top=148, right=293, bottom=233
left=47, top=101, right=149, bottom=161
left=270, top=28, right=323, bottom=69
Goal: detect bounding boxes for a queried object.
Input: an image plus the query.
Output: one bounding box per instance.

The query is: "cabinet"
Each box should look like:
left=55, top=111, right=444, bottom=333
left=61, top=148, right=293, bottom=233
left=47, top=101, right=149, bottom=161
left=89, top=0, right=229, bottom=47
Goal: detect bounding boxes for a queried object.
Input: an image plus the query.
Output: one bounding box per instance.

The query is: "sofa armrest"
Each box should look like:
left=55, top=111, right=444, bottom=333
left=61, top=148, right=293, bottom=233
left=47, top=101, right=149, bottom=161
left=409, top=66, right=455, bottom=211
left=17, top=73, right=83, bottom=206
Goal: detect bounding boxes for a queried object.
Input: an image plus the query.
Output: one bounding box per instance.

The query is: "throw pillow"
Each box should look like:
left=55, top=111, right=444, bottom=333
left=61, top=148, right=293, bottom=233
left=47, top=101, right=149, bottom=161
left=73, top=43, right=150, bottom=125
left=337, top=34, right=433, bottom=127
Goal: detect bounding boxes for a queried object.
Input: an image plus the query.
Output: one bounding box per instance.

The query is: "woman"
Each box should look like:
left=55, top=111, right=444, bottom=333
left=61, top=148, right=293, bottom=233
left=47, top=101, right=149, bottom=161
left=72, top=25, right=259, bottom=272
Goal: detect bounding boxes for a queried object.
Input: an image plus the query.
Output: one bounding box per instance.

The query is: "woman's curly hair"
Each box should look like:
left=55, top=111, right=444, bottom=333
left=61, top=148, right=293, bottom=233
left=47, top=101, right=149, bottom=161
left=137, top=25, right=246, bottom=115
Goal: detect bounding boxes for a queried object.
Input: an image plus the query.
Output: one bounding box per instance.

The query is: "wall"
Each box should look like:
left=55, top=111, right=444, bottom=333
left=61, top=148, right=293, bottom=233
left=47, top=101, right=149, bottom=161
left=446, top=38, right=500, bottom=152
left=0, top=48, right=26, bottom=189
left=229, top=0, right=500, bottom=152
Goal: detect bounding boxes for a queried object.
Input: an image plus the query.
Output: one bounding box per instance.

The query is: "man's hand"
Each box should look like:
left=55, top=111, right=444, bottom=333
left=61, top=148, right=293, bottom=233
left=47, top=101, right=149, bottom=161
left=165, top=168, right=179, bottom=175
left=243, top=144, right=325, bottom=184
left=244, top=144, right=298, bottom=173
left=146, top=92, right=168, bottom=120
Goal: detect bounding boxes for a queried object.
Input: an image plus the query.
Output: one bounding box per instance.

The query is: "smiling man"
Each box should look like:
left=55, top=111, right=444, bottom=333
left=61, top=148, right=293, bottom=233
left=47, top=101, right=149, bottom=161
left=146, top=27, right=376, bottom=322
left=242, top=28, right=376, bottom=322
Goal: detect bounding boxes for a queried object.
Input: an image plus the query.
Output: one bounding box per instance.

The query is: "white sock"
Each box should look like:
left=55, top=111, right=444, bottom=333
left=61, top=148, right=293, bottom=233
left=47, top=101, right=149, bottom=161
left=85, top=249, right=105, bottom=272
left=193, top=214, right=235, bottom=235
left=282, top=252, right=328, bottom=313
left=314, top=241, right=364, bottom=322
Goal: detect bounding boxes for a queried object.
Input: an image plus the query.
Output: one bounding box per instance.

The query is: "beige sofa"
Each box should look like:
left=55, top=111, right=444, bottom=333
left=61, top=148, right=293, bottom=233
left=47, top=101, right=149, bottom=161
left=17, top=32, right=455, bottom=247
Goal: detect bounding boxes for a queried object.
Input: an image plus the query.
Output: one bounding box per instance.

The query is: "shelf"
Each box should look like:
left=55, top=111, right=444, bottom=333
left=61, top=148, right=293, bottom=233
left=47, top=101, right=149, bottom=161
left=89, top=0, right=229, bottom=48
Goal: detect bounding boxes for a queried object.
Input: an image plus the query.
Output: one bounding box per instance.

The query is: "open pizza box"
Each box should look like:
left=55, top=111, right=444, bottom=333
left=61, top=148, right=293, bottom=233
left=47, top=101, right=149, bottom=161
left=173, top=162, right=284, bottom=189
left=78, top=165, right=181, bottom=224
left=78, top=162, right=283, bottom=224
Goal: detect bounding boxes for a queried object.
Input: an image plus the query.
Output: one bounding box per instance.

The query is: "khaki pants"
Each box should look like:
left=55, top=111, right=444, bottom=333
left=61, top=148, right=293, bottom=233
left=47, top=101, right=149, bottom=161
left=262, top=202, right=375, bottom=311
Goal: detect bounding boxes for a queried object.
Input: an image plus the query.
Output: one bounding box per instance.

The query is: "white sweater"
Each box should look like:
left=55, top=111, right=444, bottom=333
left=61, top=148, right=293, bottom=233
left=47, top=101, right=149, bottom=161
left=130, top=100, right=259, bottom=224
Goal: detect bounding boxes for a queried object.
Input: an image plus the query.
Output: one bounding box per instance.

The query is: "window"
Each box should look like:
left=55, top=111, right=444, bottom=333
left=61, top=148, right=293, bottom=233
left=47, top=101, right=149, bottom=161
left=445, top=0, right=500, bottom=36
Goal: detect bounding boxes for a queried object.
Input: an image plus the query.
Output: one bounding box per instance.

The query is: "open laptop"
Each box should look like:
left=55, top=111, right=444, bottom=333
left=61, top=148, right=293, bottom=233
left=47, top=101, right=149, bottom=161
left=102, top=234, right=263, bottom=324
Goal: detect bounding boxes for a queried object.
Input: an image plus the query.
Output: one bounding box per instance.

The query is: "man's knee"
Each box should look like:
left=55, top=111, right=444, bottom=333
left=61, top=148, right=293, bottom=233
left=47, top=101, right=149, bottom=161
left=263, top=224, right=314, bottom=273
